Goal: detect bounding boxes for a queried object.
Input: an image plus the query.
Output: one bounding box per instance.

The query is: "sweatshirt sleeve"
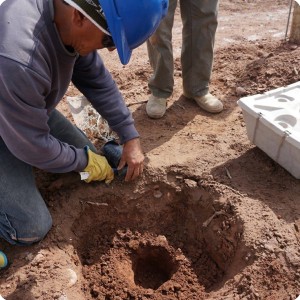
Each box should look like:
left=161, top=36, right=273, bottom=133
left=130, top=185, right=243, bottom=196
left=71, top=51, right=139, bottom=144
left=0, top=58, right=87, bottom=173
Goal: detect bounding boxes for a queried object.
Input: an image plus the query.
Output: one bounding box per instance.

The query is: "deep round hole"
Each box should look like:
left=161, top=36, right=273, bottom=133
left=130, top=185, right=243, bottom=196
left=73, top=181, right=246, bottom=299
left=132, top=245, right=179, bottom=290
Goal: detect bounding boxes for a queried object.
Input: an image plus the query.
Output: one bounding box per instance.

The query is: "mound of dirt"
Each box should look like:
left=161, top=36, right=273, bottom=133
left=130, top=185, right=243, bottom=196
left=1, top=1, right=300, bottom=300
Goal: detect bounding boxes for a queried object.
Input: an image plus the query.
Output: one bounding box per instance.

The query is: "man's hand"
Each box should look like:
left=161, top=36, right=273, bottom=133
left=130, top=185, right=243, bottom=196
left=118, top=138, right=144, bottom=181
left=84, top=148, right=114, bottom=183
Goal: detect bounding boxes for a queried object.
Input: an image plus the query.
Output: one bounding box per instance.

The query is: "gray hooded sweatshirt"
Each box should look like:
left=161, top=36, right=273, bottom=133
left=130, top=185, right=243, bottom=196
left=0, top=0, right=139, bottom=173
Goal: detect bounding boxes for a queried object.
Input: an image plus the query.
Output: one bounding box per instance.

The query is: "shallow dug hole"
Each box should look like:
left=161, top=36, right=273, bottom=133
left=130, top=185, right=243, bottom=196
left=72, top=179, right=246, bottom=299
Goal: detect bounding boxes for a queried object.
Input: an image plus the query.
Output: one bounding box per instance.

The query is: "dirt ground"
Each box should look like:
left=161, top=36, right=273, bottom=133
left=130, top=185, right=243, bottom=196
left=1, top=0, right=300, bottom=299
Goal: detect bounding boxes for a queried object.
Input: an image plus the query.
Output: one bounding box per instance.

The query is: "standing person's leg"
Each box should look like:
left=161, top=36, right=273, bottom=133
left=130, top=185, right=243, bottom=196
left=180, top=0, right=223, bottom=113
left=146, top=0, right=178, bottom=119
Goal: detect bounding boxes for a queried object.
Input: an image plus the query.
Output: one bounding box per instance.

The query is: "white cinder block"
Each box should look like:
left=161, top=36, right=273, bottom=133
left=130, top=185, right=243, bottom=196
left=237, top=81, right=300, bottom=179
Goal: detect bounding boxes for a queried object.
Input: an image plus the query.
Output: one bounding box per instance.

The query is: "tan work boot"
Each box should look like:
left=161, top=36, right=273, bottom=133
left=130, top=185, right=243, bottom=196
left=184, top=92, right=223, bottom=113
left=146, top=95, right=167, bottom=119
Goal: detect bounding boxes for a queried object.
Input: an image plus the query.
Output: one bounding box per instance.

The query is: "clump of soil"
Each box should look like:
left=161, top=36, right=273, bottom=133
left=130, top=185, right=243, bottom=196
left=1, top=1, right=300, bottom=300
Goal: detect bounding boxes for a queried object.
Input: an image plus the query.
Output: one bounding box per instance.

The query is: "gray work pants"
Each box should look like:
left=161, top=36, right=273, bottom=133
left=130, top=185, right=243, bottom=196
left=0, top=109, right=95, bottom=245
left=147, top=0, right=219, bottom=98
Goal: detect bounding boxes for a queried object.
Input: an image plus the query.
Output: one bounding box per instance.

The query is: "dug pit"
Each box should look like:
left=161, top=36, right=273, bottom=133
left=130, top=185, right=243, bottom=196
left=72, top=179, right=246, bottom=299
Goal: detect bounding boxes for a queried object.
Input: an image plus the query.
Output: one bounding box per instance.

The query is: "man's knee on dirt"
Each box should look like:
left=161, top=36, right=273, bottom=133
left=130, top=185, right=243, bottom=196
left=0, top=210, right=52, bottom=246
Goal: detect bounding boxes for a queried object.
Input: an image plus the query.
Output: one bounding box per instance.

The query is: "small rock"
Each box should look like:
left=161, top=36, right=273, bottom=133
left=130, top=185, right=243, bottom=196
left=236, top=86, right=247, bottom=96
left=153, top=190, right=162, bottom=198
left=128, top=240, right=139, bottom=250
left=31, top=253, right=45, bottom=266
left=289, top=44, right=298, bottom=50
left=145, top=289, right=154, bottom=295
left=25, top=253, right=34, bottom=262
left=175, top=186, right=182, bottom=192
left=66, top=268, right=77, bottom=287
left=156, top=235, right=168, bottom=245
left=184, top=179, right=197, bottom=188
left=175, top=176, right=184, bottom=182
left=293, top=67, right=298, bottom=76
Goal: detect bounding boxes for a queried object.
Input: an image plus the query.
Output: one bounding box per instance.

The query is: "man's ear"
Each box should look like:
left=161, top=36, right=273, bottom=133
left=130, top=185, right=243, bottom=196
left=72, top=9, right=86, bottom=27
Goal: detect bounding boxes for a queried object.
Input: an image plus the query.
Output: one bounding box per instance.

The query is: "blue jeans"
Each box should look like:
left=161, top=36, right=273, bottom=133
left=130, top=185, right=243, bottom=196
left=0, top=109, right=95, bottom=245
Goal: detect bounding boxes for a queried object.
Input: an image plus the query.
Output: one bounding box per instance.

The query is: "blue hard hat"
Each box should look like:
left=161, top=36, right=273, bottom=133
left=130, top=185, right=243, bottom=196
left=99, top=0, right=168, bottom=65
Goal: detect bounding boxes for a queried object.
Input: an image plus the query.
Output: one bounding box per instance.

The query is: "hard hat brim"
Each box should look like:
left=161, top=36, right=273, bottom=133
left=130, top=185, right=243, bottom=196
left=99, top=0, right=132, bottom=65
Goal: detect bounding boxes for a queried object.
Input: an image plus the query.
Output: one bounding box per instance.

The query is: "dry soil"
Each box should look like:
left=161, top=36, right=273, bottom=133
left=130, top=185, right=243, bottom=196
left=1, top=1, right=300, bottom=300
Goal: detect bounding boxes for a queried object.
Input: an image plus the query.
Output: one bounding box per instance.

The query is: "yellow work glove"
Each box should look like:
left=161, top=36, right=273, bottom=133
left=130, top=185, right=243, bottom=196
left=84, top=148, right=114, bottom=184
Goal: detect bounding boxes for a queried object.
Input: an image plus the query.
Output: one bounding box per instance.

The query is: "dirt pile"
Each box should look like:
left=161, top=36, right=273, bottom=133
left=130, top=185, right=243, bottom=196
left=1, top=1, right=300, bottom=299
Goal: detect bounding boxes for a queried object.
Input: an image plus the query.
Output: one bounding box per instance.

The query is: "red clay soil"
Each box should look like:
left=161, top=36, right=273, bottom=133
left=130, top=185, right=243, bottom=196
left=1, top=1, right=300, bottom=299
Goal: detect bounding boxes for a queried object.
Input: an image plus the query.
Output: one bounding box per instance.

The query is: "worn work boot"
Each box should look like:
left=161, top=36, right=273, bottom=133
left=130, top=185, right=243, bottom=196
left=184, top=92, right=223, bottom=113
left=146, top=95, right=168, bottom=119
